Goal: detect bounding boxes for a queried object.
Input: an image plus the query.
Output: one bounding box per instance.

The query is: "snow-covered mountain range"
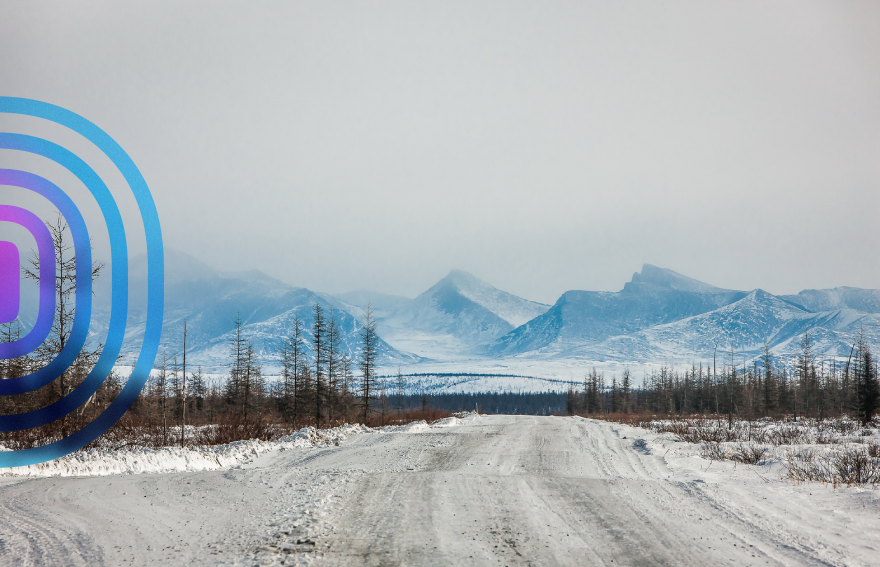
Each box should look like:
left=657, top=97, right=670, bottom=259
left=70, top=252, right=880, bottom=372
left=487, top=265, right=747, bottom=357
left=485, top=266, right=879, bottom=363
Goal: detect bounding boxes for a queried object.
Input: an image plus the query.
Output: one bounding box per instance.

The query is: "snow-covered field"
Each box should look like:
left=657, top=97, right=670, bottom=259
left=0, top=415, right=878, bottom=566
left=376, top=357, right=736, bottom=393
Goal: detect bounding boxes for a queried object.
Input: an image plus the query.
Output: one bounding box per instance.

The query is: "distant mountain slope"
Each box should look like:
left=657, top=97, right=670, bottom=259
left=644, top=289, right=815, bottom=352
left=108, top=249, right=418, bottom=370
left=781, top=287, right=880, bottom=314
left=572, top=289, right=880, bottom=362
left=384, top=270, right=550, bottom=345
left=489, top=265, right=746, bottom=356
left=187, top=290, right=420, bottom=371
left=630, top=264, right=731, bottom=294
left=332, top=290, right=412, bottom=319
left=441, top=270, right=550, bottom=328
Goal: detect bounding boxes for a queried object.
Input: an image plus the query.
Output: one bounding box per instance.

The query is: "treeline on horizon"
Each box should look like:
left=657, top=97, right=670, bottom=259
left=566, top=334, right=880, bottom=425
left=4, top=317, right=880, bottom=448
left=397, top=392, right=568, bottom=416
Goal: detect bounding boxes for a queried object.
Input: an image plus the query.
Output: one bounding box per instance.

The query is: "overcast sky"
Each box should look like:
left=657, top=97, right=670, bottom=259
left=2, top=1, right=879, bottom=304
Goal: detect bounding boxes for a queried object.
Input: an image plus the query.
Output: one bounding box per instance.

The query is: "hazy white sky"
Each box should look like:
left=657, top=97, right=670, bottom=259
left=2, top=1, right=879, bottom=304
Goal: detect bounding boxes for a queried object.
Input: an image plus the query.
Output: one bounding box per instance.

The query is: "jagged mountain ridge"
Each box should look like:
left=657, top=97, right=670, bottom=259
left=79, top=253, right=880, bottom=368
left=488, top=265, right=747, bottom=356
left=493, top=267, right=880, bottom=362
left=564, top=290, right=880, bottom=362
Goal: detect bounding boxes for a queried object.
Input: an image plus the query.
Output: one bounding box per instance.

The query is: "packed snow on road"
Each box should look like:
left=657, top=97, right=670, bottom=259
left=1, top=414, right=878, bottom=566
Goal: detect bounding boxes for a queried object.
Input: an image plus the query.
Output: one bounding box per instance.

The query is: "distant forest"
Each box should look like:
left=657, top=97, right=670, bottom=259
left=564, top=335, right=879, bottom=425
left=396, top=392, right=567, bottom=416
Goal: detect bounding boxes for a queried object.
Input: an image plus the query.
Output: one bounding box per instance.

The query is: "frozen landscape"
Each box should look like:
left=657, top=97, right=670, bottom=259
left=2, top=414, right=878, bottom=566
left=4, top=3, right=879, bottom=565
left=57, top=252, right=880, bottom=394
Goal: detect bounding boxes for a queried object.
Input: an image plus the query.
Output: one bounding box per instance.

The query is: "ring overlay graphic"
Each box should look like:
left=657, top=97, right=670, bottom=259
left=0, top=97, right=164, bottom=467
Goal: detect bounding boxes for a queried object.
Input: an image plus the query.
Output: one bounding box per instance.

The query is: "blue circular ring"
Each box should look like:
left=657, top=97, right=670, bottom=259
left=0, top=170, right=94, bottom=393
left=0, top=203, right=57, bottom=358
left=0, top=170, right=118, bottom=429
left=0, top=150, right=123, bottom=410
left=0, top=97, right=164, bottom=467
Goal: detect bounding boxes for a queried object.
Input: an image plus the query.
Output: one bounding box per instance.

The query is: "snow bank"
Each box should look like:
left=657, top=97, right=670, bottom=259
left=402, top=420, right=430, bottom=432
left=431, top=417, right=461, bottom=428
left=0, top=416, right=468, bottom=478
left=0, top=423, right=370, bottom=478
left=375, top=413, right=475, bottom=434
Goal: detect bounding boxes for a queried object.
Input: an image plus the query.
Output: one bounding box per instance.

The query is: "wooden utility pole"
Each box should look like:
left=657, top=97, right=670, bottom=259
left=728, top=347, right=735, bottom=430
left=181, top=320, right=187, bottom=448
left=713, top=342, right=719, bottom=415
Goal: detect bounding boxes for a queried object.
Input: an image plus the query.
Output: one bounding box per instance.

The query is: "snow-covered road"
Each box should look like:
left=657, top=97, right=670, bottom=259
left=1, top=415, right=877, bottom=566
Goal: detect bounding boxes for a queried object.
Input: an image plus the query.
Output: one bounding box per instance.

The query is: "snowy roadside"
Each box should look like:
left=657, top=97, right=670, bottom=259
left=377, top=412, right=481, bottom=433
left=589, top=417, right=880, bottom=567
left=0, top=424, right=369, bottom=478
left=2, top=414, right=877, bottom=566
left=0, top=415, right=475, bottom=479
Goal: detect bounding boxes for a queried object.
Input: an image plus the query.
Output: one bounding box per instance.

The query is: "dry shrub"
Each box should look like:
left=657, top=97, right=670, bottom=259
left=366, top=408, right=453, bottom=427
left=785, top=445, right=880, bottom=486
left=730, top=442, right=769, bottom=465
left=639, top=418, right=745, bottom=444
left=816, top=431, right=841, bottom=445
left=5, top=408, right=456, bottom=453
left=198, top=414, right=290, bottom=445
left=599, top=412, right=880, bottom=486
left=701, top=442, right=729, bottom=461
left=826, top=418, right=858, bottom=435
left=763, top=424, right=811, bottom=446
left=601, top=412, right=646, bottom=427
left=88, top=411, right=297, bottom=449
left=621, top=416, right=850, bottom=447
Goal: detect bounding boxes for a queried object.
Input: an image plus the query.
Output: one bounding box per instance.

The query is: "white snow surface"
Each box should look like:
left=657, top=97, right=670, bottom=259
left=0, top=415, right=877, bottom=566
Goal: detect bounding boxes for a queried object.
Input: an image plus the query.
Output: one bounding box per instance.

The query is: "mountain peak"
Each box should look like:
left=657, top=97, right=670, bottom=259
left=630, top=264, right=730, bottom=294
left=162, top=248, right=219, bottom=281
left=441, top=269, right=483, bottom=289
left=391, top=269, right=550, bottom=340
left=221, top=268, right=293, bottom=291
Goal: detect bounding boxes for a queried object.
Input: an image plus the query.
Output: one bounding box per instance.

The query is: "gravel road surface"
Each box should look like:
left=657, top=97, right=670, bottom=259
left=0, top=415, right=874, bottom=566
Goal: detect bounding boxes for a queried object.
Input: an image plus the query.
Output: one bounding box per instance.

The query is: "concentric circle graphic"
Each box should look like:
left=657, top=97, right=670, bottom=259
left=0, top=97, right=164, bottom=467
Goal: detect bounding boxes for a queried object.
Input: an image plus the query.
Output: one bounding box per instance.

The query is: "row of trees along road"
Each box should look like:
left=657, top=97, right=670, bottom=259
left=135, top=302, right=383, bottom=438
left=0, top=213, right=386, bottom=449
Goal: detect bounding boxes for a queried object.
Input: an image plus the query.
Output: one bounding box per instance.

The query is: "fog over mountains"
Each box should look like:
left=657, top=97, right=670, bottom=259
left=101, top=250, right=420, bottom=371
left=88, top=250, right=880, bottom=372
